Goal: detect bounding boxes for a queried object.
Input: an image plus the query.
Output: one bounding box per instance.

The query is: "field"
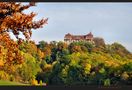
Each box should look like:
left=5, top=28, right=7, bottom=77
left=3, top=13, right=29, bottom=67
left=0, top=80, right=27, bottom=86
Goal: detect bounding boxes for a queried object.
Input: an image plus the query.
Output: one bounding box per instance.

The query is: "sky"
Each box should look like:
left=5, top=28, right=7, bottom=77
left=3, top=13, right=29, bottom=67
left=11, top=3, right=132, bottom=52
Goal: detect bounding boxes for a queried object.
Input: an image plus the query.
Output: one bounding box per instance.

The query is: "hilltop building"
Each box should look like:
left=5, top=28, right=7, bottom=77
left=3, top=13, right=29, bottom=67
left=64, top=32, right=94, bottom=43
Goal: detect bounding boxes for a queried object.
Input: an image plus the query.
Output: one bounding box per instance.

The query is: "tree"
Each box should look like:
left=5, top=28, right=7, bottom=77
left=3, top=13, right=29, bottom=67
left=121, top=72, right=129, bottom=81
left=122, top=62, right=132, bottom=72
left=0, top=2, right=47, bottom=75
left=0, top=2, right=48, bottom=40
left=93, top=37, right=105, bottom=48
left=37, top=41, right=48, bottom=51
left=18, top=53, right=41, bottom=82
left=111, top=42, right=130, bottom=57
left=68, top=43, right=82, bottom=53
left=104, top=78, right=110, bottom=86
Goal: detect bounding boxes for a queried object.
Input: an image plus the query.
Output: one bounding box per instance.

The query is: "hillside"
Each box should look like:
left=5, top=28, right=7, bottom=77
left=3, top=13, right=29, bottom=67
left=0, top=38, right=132, bottom=86
left=0, top=2, right=132, bottom=86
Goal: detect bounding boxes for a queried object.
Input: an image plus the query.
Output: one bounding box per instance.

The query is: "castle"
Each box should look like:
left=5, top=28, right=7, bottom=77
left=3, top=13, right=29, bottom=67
left=64, top=32, right=94, bottom=43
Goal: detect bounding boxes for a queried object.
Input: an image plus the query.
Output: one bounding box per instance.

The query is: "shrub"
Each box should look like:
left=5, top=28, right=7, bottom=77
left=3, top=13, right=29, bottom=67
left=121, top=72, right=129, bottom=80
left=31, top=79, right=38, bottom=85
left=0, top=71, right=9, bottom=80
left=39, top=80, right=43, bottom=85
left=104, top=79, right=110, bottom=86
left=9, top=75, right=15, bottom=81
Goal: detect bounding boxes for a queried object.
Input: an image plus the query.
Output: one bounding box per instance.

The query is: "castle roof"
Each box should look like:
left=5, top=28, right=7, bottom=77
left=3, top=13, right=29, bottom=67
left=86, top=32, right=93, bottom=38
left=64, top=32, right=93, bottom=40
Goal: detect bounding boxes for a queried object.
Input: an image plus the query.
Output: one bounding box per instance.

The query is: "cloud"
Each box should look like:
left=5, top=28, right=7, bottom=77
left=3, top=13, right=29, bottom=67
left=22, top=3, right=132, bottom=52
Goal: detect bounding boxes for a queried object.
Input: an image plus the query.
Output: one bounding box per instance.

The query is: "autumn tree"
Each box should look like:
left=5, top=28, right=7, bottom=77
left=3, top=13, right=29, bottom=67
left=68, top=43, right=82, bottom=53
left=19, top=40, right=44, bottom=61
left=92, top=37, right=105, bottom=53
left=37, top=41, right=48, bottom=52
left=93, top=37, right=105, bottom=48
left=0, top=2, right=48, bottom=74
left=111, top=42, right=130, bottom=57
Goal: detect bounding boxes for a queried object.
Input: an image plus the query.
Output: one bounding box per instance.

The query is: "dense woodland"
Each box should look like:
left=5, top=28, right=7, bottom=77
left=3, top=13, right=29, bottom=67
left=1, top=38, right=132, bottom=86
left=0, top=2, right=132, bottom=86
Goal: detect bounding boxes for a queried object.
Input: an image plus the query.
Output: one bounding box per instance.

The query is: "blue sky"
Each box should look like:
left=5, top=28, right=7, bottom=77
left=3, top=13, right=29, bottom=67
left=11, top=3, right=132, bottom=52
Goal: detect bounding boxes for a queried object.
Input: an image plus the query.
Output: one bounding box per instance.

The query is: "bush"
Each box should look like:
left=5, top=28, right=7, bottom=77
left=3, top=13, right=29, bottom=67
left=39, top=80, right=43, bottom=85
left=0, top=71, right=9, bottom=80
left=9, top=75, right=15, bottom=81
left=121, top=72, right=129, bottom=80
left=18, top=53, right=41, bottom=82
left=31, top=79, right=38, bottom=85
left=104, top=79, right=110, bottom=86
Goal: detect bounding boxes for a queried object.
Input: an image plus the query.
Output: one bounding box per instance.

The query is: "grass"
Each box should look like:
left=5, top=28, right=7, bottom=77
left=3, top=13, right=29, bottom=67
left=0, top=80, right=28, bottom=86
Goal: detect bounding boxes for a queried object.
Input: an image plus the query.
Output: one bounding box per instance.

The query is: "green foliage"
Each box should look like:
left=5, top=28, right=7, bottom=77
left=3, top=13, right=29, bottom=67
left=99, top=68, right=106, bottom=74
left=1, top=39, right=132, bottom=85
left=122, top=62, right=132, bottom=72
left=1, top=2, right=131, bottom=86
left=68, top=41, right=94, bottom=53
left=0, top=80, right=26, bottom=85
left=37, top=41, right=48, bottom=52
left=18, top=53, right=41, bottom=82
left=104, top=79, right=110, bottom=86
left=108, top=42, right=130, bottom=57
left=39, top=80, right=43, bottom=85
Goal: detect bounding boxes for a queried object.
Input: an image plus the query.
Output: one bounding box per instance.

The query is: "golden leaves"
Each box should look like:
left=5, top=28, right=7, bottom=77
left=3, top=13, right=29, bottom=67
left=0, top=2, right=48, bottom=40
left=0, top=60, right=4, bottom=67
left=0, top=2, right=47, bottom=74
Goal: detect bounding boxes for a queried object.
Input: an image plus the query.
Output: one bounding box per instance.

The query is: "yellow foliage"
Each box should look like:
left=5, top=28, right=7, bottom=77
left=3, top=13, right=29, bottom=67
left=84, top=63, right=91, bottom=74
left=0, top=60, right=4, bottom=66
left=43, top=64, right=52, bottom=72
left=31, top=79, right=38, bottom=85
left=121, top=72, right=129, bottom=80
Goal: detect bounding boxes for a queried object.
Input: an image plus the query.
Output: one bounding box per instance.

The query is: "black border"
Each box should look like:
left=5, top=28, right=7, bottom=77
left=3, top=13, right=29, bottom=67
left=1, top=85, right=132, bottom=90
left=0, top=0, right=132, bottom=2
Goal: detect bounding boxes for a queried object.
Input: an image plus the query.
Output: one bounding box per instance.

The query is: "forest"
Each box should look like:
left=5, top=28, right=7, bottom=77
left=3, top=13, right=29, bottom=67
left=1, top=38, right=132, bottom=86
left=0, top=2, right=132, bottom=86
